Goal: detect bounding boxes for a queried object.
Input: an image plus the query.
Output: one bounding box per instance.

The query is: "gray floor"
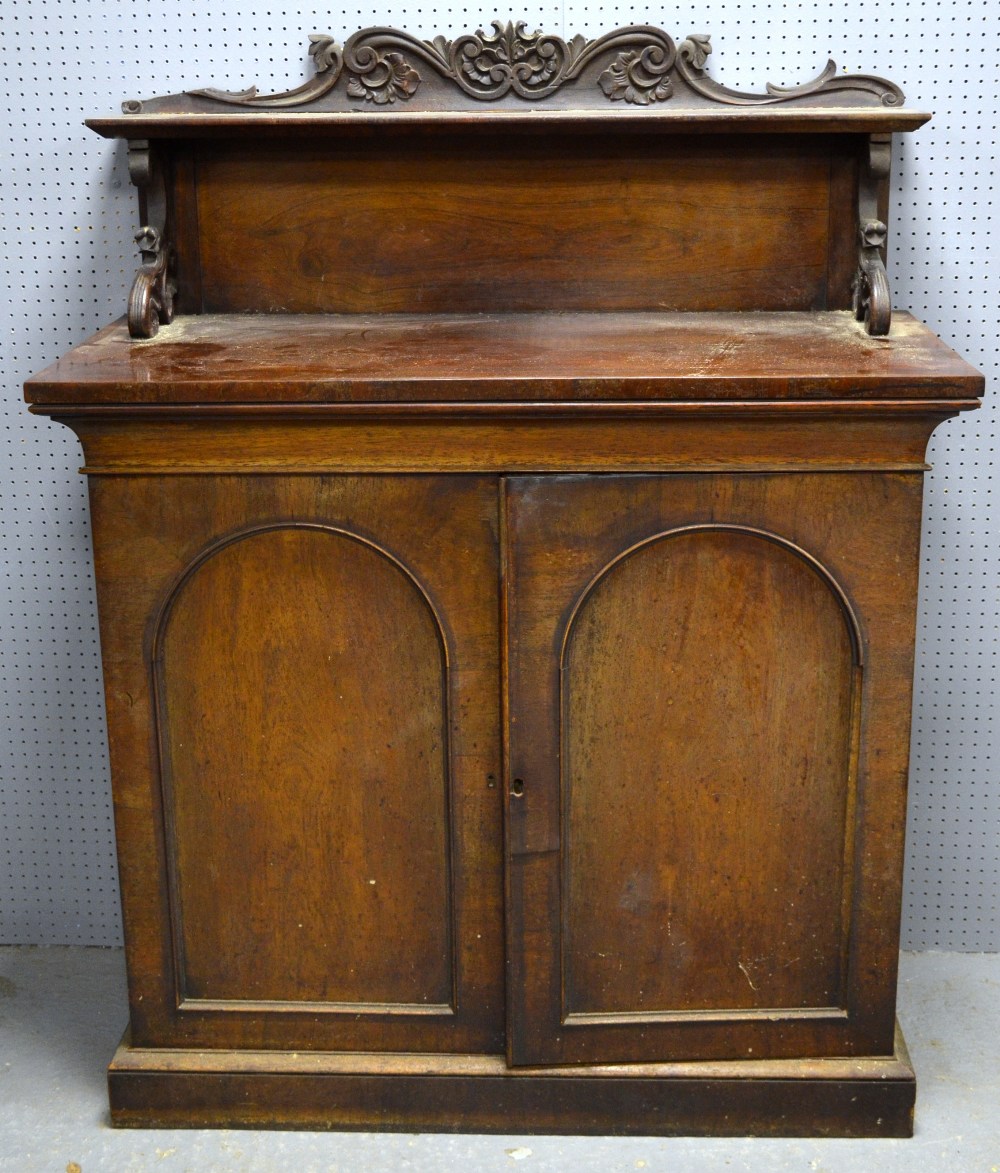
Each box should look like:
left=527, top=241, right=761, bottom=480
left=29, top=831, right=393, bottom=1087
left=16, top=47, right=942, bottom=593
left=0, top=948, right=998, bottom=1172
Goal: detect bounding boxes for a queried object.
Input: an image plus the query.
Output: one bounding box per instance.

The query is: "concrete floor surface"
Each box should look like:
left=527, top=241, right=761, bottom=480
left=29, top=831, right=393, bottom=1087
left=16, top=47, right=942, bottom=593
left=0, top=947, right=998, bottom=1172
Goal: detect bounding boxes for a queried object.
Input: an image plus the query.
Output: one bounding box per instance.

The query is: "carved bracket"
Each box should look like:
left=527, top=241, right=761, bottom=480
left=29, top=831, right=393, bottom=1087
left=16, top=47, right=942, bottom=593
left=128, top=227, right=176, bottom=339
left=853, top=134, right=893, bottom=335
left=124, top=139, right=176, bottom=338
left=854, top=219, right=891, bottom=336
left=168, top=23, right=905, bottom=110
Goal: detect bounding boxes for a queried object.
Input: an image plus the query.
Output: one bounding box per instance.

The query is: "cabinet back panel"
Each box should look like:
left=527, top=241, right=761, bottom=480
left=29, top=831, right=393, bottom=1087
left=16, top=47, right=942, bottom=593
left=188, top=136, right=854, bottom=314
left=562, top=527, right=857, bottom=1016
left=159, top=525, right=453, bottom=1007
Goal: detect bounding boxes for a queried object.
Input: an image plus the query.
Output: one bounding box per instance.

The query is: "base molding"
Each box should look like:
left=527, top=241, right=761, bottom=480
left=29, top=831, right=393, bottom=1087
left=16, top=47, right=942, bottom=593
left=108, top=1022, right=915, bottom=1137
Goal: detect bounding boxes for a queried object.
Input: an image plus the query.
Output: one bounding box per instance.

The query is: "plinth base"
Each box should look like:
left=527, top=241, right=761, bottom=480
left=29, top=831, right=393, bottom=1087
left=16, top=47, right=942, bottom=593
left=108, top=1022, right=915, bottom=1137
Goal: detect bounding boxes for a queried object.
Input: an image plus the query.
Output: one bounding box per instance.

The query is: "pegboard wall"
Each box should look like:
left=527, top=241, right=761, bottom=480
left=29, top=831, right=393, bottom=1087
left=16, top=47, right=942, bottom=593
left=1, top=2, right=996, bottom=949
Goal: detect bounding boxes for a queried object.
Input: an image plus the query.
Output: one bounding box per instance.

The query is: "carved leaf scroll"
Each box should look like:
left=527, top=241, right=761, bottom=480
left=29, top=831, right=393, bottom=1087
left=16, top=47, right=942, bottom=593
left=676, top=36, right=904, bottom=108
left=345, top=50, right=421, bottom=104
left=169, top=22, right=905, bottom=110
left=189, top=35, right=345, bottom=107
left=118, top=23, right=909, bottom=333
left=853, top=219, right=891, bottom=335
left=441, top=20, right=585, bottom=99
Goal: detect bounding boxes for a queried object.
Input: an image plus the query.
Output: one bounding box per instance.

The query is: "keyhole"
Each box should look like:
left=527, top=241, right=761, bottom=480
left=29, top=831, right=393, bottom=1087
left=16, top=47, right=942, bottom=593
left=511, top=778, right=525, bottom=798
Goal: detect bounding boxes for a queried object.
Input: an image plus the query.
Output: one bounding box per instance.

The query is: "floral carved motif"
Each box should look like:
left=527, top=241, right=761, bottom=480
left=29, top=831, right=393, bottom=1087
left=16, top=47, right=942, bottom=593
left=345, top=50, right=421, bottom=104
left=168, top=22, right=907, bottom=111
left=598, top=47, right=674, bottom=105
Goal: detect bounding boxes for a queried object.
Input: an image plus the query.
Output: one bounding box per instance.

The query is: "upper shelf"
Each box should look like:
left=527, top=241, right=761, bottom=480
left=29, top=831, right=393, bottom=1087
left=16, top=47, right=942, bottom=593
left=86, top=22, right=929, bottom=138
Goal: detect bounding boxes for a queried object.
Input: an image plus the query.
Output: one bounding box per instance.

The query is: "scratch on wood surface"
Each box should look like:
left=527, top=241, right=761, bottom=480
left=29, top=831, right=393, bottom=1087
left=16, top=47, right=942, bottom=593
left=738, top=960, right=759, bottom=991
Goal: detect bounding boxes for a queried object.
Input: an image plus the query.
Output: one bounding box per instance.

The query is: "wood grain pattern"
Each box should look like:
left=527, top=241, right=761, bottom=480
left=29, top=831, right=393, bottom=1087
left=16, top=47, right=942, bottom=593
left=158, top=525, right=453, bottom=1009
left=65, top=409, right=958, bottom=476
left=87, top=474, right=504, bottom=1053
left=25, top=311, right=984, bottom=405
left=106, top=1025, right=916, bottom=1137
left=505, top=471, right=926, bottom=1065
left=90, top=109, right=931, bottom=139
left=562, top=526, right=859, bottom=1019
left=193, top=137, right=843, bottom=315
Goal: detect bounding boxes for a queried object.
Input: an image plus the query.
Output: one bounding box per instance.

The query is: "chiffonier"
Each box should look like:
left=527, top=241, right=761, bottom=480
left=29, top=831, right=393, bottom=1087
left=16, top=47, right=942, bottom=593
left=25, top=23, right=983, bottom=1136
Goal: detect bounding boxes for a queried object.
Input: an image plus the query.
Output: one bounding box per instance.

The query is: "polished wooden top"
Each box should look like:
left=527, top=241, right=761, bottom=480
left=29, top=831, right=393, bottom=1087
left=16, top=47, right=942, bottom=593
left=26, top=311, right=983, bottom=409
left=88, top=108, right=931, bottom=139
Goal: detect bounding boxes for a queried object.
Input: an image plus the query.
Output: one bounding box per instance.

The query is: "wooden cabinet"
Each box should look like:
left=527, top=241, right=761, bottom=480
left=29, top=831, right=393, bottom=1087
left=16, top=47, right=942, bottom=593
left=25, top=22, right=984, bottom=1136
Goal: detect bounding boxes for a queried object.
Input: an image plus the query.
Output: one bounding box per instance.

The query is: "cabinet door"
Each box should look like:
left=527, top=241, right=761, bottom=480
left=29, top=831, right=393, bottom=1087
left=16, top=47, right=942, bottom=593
left=90, top=474, right=504, bottom=1054
left=505, top=473, right=923, bottom=1065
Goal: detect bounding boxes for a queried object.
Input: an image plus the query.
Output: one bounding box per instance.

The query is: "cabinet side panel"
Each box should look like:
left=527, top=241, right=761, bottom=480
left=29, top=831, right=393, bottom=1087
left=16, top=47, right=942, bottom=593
left=158, top=526, right=453, bottom=1007
left=562, top=528, right=856, bottom=1016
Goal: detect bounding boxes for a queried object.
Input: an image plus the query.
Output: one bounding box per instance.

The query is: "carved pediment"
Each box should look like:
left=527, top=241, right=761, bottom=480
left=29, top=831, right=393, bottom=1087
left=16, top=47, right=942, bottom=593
left=118, top=23, right=905, bottom=114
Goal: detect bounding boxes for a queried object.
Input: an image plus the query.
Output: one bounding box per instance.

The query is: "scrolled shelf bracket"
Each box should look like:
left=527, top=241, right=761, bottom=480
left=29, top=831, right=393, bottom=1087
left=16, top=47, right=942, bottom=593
left=128, top=226, right=176, bottom=340
left=124, top=136, right=176, bottom=339
left=853, top=133, right=893, bottom=336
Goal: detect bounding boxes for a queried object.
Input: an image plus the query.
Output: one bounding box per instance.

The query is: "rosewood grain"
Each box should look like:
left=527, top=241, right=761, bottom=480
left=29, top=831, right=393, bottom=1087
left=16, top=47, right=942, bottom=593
left=562, top=526, right=858, bottom=1017
left=159, top=526, right=454, bottom=1009
left=106, top=1027, right=917, bottom=1137
left=87, top=474, right=504, bottom=1053
left=62, top=410, right=962, bottom=477
left=191, top=137, right=847, bottom=316
left=25, top=312, right=983, bottom=405
left=505, top=472, right=925, bottom=1065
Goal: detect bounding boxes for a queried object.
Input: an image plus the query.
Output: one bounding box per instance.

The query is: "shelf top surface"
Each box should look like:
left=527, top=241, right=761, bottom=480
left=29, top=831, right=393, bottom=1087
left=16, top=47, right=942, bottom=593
left=87, top=108, right=931, bottom=138
left=25, top=311, right=984, bottom=407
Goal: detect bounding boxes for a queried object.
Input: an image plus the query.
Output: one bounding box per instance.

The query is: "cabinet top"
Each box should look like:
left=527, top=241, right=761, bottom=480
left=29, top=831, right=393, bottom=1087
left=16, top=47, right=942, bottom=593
left=25, top=311, right=984, bottom=410
left=87, top=23, right=928, bottom=138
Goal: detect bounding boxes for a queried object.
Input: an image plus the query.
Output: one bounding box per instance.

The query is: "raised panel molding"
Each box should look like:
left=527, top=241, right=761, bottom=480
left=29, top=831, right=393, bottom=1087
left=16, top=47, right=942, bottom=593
left=560, top=524, right=863, bottom=1024
left=152, top=523, right=456, bottom=1015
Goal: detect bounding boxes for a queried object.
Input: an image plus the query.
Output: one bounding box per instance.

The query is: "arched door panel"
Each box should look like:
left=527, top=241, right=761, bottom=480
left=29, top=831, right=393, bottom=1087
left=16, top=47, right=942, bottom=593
left=562, top=527, right=858, bottom=1019
left=158, top=526, right=453, bottom=1009
left=103, top=474, right=505, bottom=1055
left=502, top=473, right=915, bottom=1068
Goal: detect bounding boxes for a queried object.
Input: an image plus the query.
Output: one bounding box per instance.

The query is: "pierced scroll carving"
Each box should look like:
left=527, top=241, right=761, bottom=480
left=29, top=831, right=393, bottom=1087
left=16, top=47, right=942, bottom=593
left=145, top=23, right=906, bottom=111
left=434, top=20, right=588, bottom=100
left=128, top=227, right=175, bottom=340
left=853, top=135, right=893, bottom=336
